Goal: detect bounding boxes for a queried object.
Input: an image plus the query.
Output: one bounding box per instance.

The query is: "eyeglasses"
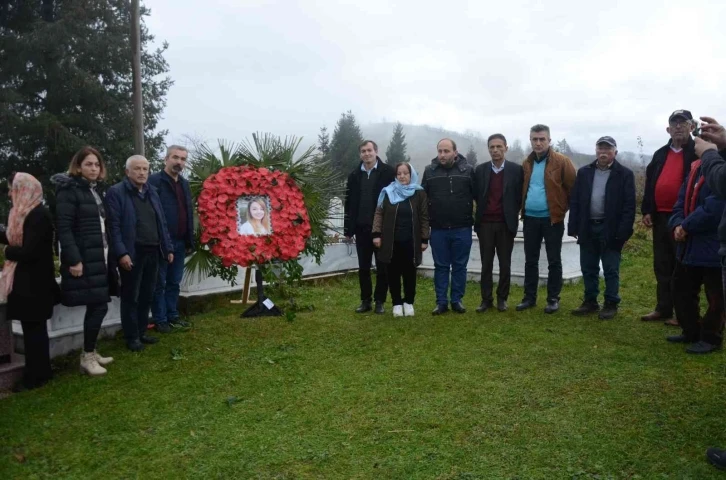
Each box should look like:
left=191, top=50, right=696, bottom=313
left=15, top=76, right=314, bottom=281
left=669, top=121, right=691, bottom=128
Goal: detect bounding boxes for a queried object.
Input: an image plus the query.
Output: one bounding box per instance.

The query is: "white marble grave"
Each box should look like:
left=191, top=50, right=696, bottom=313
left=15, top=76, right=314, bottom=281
left=11, top=218, right=581, bottom=358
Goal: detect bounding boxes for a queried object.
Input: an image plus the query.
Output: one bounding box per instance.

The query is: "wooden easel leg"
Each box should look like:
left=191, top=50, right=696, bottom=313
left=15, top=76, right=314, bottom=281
left=230, top=267, right=253, bottom=305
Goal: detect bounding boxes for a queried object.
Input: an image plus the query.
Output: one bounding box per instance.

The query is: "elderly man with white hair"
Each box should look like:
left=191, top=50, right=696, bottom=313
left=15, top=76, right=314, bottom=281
left=105, top=155, right=173, bottom=351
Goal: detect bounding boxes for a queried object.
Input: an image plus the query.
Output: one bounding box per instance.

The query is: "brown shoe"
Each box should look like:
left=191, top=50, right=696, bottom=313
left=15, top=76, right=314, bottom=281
left=664, top=318, right=680, bottom=327
left=641, top=311, right=667, bottom=321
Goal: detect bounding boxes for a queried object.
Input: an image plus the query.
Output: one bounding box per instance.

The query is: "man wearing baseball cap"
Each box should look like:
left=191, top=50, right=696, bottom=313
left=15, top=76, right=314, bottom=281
left=568, top=137, right=636, bottom=319
left=640, top=110, right=698, bottom=324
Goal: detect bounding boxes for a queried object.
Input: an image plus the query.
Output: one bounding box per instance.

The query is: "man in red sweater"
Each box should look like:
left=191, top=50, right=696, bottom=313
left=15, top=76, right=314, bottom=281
left=473, top=134, right=524, bottom=312
left=641, top=110, right=698, bottom=324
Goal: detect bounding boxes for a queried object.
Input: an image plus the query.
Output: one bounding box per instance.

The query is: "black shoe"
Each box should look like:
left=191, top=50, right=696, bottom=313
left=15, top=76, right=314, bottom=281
left=571, top=301, right=599, bottom=316
left=497, top=299, right=508, bottom=312
left=451, top=302, right=466, bottom=313
left=686, top=341, right=721, bottom=354
left=155, top=322, right=172, bottom=333
left=544, top=301, right=559, bottom=314
left=667, top=334, right=693, bottom=344
left=355, top=302, right=372, bottom=314
left=598, top=302, right=618, bottom=320
left=431, top=304, right=448, bottom=316
left=707, top=447, right=726, bottom=470
left=516, top=299, right=536, bottom=311
left=170, top=318, right=191, bottom=328
left=127, top=339, right=145, bottom=352
left=374, top=302, right=385, bottom=315
left=140, top=335, right=159, bottom=345
left=476, top=301, right=492, bottom=313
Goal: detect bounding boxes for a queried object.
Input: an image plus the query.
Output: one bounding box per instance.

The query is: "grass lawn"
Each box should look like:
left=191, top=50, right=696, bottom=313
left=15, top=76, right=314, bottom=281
left=2, top=234, right=726, bottom=479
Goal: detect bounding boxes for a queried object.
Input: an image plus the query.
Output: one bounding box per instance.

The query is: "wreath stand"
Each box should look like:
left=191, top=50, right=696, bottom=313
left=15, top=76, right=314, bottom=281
left=239, top=266, right=283, bottom=318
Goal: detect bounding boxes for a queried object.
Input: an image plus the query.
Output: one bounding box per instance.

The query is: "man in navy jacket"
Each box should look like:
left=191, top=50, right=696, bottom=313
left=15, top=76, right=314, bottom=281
left=568, top=137, right=635, bottom=320
left=148, top=145, right=195, bottom=333
left=106, top=155, right=173, bottom=351
left=666, top=158, right=725, bottom=354
left=694, top=116, right=726, bottom=473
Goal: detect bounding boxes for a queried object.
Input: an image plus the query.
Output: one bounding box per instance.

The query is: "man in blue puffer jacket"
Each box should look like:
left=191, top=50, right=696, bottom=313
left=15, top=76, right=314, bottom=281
left=688, top=117, right=726, bottom=471
left=667, top=158, right=726, bottom=354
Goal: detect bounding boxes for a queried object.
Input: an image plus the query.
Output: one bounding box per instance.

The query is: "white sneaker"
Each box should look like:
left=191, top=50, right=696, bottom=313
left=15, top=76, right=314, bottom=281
left=80, top=352, right=107, bottom=376
left=93, top=350, right=114, bottom=366
left=392, top=305, right=404, bottom=317
left=403, top=303, right=415, bottom=316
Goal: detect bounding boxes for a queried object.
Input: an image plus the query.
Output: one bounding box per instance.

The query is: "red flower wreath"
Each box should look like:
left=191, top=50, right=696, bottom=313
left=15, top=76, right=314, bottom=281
left=197, top=166, right=311, bottom=267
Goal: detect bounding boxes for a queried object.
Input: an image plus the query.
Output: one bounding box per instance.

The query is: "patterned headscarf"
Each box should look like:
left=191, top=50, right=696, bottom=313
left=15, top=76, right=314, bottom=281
left=0, top=173, right=44, bottom=302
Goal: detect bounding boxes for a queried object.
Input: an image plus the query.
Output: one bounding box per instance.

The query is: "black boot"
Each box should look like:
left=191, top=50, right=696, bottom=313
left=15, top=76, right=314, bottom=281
left=571, top=301, right=599, bottom=316
left=598, top=302, right=618, bottom=320
left=355, top=301, right=372, bottom=313
left=476, top=301, right=492, bottom=313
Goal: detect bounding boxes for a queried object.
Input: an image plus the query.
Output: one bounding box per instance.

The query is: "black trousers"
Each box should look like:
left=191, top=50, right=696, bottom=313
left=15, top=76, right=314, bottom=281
left=84, top=303, right=109, bottom=352
left=477, top=222, right=515, bottom=303
left=20, top=320, right=52, bottom=389
left=355, top=225, right=388, bottom=303
left=119, top=246, right=160, bottom=342
left=673, top=262, right=725, bottom=345
left=652, top=212, right=676, bottom=317
left=387, top=240, right=417, bottom=305
left=523, top=216, right=564, bottom=302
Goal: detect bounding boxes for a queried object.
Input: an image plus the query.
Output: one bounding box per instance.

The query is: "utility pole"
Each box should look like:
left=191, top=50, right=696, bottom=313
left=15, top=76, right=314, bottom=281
left=130, top=0, right=144, bottom=156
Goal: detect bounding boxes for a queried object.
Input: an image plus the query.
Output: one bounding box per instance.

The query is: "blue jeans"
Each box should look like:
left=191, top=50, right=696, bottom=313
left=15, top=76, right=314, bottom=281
left=580, top=222, right=621, bottom=304
left=430, top=227, right=473, bottom=306
left=152, top=238, right=186, bottom=324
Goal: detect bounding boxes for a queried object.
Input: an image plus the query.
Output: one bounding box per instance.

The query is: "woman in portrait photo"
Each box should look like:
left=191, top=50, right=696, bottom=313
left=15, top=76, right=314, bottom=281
left=239, top=197, right=271, bottom=235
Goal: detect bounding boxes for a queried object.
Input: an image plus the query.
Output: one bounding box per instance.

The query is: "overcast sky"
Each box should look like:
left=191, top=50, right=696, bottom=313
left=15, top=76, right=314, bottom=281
left=145, top=0, right=726, bottom=156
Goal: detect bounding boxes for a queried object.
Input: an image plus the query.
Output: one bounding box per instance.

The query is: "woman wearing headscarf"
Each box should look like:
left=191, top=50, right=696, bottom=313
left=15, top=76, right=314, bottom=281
left=52, top=146, right=114, bottom=376
left=0, top=172, right=60, bottom=391
left=372, top=162, right=429, bottom=317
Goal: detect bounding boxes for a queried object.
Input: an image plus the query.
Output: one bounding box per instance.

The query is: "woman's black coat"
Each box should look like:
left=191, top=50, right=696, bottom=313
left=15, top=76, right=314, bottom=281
left=54, top=174, right=112, bottom=306
left=1, top=205, right=60, bottom=322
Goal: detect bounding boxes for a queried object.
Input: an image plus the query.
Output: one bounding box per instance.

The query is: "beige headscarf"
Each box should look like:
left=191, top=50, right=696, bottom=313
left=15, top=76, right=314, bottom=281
left=0, top=173, right=43, bottom=302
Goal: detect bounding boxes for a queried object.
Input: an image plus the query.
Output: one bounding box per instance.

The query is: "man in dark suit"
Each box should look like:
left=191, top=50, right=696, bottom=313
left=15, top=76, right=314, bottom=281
left=473, top=134, right=523, bottom=312
left=344, top=140, right=396, bottom=314
left=568, top=136, right=636, bottom=320
left=106, top=155, right=173, bottom=351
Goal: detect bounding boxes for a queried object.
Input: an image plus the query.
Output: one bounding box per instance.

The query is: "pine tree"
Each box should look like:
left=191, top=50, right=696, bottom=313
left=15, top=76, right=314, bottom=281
left=465, top=145, right=478, bottom=167
left=555, top=139, right=574, bottom=157
left=385, top=122, right=408, bottom=164
left=329, top=110, right=364, bottom=176
left=317, top=126, right=330, bottom=159
left=0, top=0, right=171, bottom=197
left=508, top=139, right=525, bottom=163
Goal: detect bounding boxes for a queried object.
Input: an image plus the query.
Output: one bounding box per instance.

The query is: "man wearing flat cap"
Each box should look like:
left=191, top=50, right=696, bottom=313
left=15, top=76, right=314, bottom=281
left=641, top=110, right=698, bottom=324
left=568, top=137, right=636, bottom=319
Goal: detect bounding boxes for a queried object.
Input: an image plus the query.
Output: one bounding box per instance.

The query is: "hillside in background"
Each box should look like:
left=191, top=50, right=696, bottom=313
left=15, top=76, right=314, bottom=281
left=360, top=122, right=650, bottom=172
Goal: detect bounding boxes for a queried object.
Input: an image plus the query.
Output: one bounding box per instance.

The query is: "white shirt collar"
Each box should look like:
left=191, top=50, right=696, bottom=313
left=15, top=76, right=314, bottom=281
left=491, top=159, right=506, bottom=174
left=361, top=160, right=378, bottom=177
